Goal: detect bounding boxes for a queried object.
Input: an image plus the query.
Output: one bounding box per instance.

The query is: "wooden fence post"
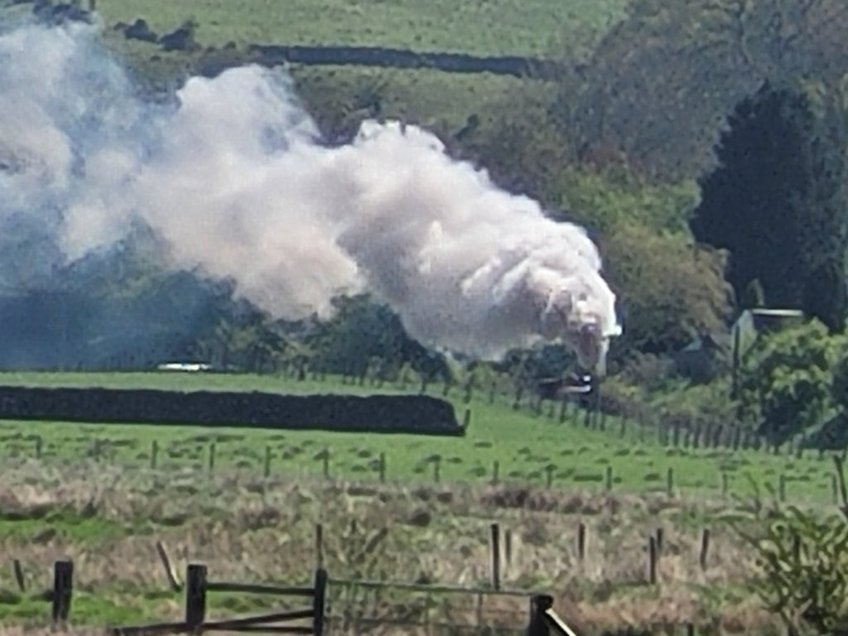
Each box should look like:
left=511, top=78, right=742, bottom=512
left=208, top=443, right=216, bottom=472
left=490, top=523, right=501, bottom=591
left=527, top=594, right=553, bottom=636
left=12, top=559, right=25, bottom=592
left=156, top=541, right=182, bottom=592
left=667, top=467, right=674, bottom=497
left=184, top=563, right=207, bottom=631
left=315, top=523, right=324, bottom=568
left=263, top=446, right=271, bottom=478
left=577, top=522, right=586, bottom=562
left=699, top=529, right=711, bottom=570
left=492, top=460, right=500, bottom=485
left=378, top=452, right=386, bottom=483
left=648, top=536, right=657, bottom=584
left=150, top=440, right=158, bottom=470
left=322, top=449, right=330, bottom=479
left=605, top=466, right=613, bottom=491
left=51, top=559, right=73, bottom=625
left=433, top=457, right=441, bottom=483
left=313, top=568, right=327, bottom=636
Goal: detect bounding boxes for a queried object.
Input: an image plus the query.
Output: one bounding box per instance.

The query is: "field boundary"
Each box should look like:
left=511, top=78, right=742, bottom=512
left=244, top=43, right=562, bottom=79
left=26, top=558, right=589, bottom=636
left=0, top=385, right=465, bottom=436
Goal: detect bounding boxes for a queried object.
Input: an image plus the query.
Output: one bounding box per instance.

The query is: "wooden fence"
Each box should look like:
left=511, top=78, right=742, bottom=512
left=21, top=539, right=721, bottom=636
left=25, top=557, right=591, bottom=636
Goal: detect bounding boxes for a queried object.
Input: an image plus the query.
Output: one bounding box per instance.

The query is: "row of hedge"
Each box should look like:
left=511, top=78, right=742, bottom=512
left=0, top=386, right=464, bottom=436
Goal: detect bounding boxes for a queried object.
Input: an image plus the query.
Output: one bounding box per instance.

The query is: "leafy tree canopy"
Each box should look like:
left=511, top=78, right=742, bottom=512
left=738, top=320, right=848, bottom=445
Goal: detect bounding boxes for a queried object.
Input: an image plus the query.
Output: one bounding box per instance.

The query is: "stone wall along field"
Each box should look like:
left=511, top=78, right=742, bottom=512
left=0, top=386, right=464, bottom=436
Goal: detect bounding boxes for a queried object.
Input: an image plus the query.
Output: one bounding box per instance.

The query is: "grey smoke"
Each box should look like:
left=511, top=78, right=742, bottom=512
left=0, top=20, right=621, bottom=373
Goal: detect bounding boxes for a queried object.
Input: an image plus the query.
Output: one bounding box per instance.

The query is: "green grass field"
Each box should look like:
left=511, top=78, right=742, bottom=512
left=0, top=371, right=838, bottom=507
left=94, top=0, right=629, bottom=58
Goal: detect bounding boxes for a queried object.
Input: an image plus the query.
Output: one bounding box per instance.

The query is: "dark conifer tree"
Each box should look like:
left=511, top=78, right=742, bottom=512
left=691, top=79, right=848, bottom=332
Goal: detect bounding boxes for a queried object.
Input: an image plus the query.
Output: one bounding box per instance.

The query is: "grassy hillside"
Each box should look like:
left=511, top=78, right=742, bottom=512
left=94, top=0, right=630, bottom=57
left=0, top=372, right=837, bottom=506
left=84, top=0, right=629, bottom=152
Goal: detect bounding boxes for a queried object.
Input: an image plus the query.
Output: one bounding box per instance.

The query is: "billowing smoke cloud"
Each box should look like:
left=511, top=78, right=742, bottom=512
left=0, top=20, right=621, bottom=373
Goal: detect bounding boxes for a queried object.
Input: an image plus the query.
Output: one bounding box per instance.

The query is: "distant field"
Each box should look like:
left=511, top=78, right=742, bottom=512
left=0, top=371, right=838, bottom=507
left=94, top=0, right=630, bottom=58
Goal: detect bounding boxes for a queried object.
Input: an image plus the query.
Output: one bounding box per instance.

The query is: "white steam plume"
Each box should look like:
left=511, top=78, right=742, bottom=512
left=0, top=20, right=621, bottom=373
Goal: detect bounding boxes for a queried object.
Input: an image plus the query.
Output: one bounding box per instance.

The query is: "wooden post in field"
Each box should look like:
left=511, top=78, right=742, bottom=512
left=492, top=460, right=500, bottom=485
left=490, top=523, right=501, bottom=591
left=721, top=471, right=729, bottom=498
left=184, top=563, right=207, bottom=631
left=156, top=541, right=182, bottom=592
left=35, top=436, right=42, bottom=459
left=313, top=568, right=327, bottom=636
left=605, top=466, right=613, bottom=491
left=699, top=529, right=711, bottom=570
left=577, top=522, right=586, bottom=561
left=315, top=523, right=324, bottom=568
left=51, top=559, right=73, bottom=625
left=433, top=456, right=441, bottom=483
left=150, top=440, right=158, bottom=469
left=527, top=595, right=553, bottom=636
left=12, top=559, right=25, bottom=592
left=208, top=443, right=216, bottom=472
left=832, top=474, right=839, bottom=505
left=545, top=464, right=554, bottom=488
left=655, top=528, right=664, bottom=554
left=666, top=467, right=674, bottom=497
left=513, top=386, right=523, bottom=410
left=779, top=473, right=786, bottom=502
left=378, top=452, right=386, bottom=483
left=648, top=536, right=657, bottom=584
left=322, top=449, right=330, bottom=479
left=263, top=446, right=271, bottom=478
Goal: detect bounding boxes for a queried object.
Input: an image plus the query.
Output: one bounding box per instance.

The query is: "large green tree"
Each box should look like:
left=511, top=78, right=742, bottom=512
left=558, top=0, right=848, bottom=180
left=738, top=320, right=847, bottom=445
left=691, top=79, right=848, bottom=333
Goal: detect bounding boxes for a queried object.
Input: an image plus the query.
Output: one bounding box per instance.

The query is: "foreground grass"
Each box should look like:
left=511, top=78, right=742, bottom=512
left=0, top=462, right=789, bottom=634
left=0, top=372, right=839, bottom=508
